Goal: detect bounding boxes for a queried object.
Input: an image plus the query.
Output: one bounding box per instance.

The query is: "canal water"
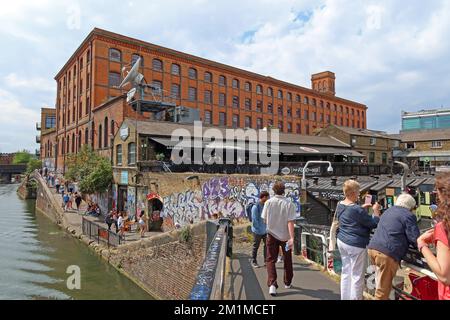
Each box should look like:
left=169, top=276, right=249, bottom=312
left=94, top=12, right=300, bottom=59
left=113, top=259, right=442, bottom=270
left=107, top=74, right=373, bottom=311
left=0, top=184, right=152, bottom=300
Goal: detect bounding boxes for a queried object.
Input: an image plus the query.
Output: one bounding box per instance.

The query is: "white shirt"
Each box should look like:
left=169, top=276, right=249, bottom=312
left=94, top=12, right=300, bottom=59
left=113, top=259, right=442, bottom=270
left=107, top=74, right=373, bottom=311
left=261, top=195, right=296, bottom=241
left=118, top=216, right=124, bottom=228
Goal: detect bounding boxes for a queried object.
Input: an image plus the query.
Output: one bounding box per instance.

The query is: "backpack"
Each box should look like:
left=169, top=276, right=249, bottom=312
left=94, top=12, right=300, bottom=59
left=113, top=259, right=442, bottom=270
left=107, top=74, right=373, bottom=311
left=246, top=203, right=255, bottom=222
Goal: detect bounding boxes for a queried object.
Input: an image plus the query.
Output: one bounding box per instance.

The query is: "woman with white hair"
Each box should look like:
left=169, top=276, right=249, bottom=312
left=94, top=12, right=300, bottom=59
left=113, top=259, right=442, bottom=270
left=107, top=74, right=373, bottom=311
left=336, top=180, right=381, bottom=300
left=367, top=193, right=420, bottom=299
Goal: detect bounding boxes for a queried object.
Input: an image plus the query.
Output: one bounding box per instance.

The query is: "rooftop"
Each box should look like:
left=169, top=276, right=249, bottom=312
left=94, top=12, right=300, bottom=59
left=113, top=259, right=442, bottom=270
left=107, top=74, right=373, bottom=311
left=398, top=128, right=450, bottom=142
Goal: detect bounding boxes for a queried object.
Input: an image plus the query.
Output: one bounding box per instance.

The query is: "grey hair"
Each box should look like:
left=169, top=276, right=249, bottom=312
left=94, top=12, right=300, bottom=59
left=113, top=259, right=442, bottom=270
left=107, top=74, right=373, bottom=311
left=395, top=193, right=416, bottom=211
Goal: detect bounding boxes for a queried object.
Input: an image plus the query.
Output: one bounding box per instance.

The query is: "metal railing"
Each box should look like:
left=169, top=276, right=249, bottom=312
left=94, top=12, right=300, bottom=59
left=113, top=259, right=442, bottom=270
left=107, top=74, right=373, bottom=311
left=190, top=218, right=232, bottom=300
left=82, top=216, right=122, bottom=247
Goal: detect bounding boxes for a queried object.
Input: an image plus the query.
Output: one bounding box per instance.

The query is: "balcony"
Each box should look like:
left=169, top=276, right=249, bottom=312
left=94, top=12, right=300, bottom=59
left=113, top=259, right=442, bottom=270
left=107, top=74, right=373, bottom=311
left=36, top=122, right=41, bottom=130
left=36, top=135, right=41, bottom=143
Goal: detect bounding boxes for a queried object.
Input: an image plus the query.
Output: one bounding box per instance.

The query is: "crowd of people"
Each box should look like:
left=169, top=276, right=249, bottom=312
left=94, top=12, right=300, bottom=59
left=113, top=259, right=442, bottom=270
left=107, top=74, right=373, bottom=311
left=250, top=174, right=450, bottom=300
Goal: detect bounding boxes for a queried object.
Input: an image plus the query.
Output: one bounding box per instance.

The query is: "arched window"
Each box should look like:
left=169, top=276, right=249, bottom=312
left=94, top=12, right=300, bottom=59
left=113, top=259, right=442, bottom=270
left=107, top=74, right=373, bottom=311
left=67, top=137, right=70, bottom=154
left=128, top=142, right=136, bottom=165
left=304, top=96, right=309, bottom=105
left=109, top=48, right=121, bottom=62
left=87, top=49, right=91, bottom=63
left=219, top=75, right=226, bottom=86
left=98, top=124, right=102, bottom=149
left=131, top=54, right=143, bottom=66
left=91, top=121, right=95, bottom=148
left=296, top=94, right=301, bottom=102
left=188, top=67, right=197, bottom=79
left=152, top=59, right=163, bottom=71
left=111, top=120, right=115, bottom=136
left=245, top=82, right=252, bottom=91
left=232, top=78, right=239, bottom=89
left=85, top=128, right=89, bottom=144
left=287, top=92, right=292, bottom=101
left=171, top=63, right=181, bottom=76
left=267, top=87, right=273, bottom=97
left=256, top=84, right=262, bottom=94
left=312, top=98, right=316, bottom=106
left=277, top=90, right=283, bottom=99
left=104, top=117, right=109, bottom=148
left=204, top=71, right=212, bottom=83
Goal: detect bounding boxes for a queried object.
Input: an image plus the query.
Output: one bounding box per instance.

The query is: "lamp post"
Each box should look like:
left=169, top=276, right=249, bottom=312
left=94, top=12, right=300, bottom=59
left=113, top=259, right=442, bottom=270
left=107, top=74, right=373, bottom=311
left=301, top=161, right=334, bottom=216
left=394, top=161, right=409, bottom=192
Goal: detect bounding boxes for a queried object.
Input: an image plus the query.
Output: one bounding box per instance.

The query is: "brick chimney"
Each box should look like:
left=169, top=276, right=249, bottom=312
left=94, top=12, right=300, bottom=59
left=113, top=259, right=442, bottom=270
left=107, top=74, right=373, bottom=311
left=311, top=71, right=336, bottom=96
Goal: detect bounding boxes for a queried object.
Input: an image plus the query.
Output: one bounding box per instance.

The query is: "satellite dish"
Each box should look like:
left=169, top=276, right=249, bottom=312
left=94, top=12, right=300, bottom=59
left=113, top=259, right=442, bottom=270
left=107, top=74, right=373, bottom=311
left=127, top=88, right=137, bottom=103
left=119, top=57, right=143, bottom=88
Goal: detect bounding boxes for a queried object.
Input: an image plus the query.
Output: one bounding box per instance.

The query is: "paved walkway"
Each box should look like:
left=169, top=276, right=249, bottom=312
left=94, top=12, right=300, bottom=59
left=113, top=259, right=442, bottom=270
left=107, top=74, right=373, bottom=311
left=227, top=241, right=340, bottom=300
left=47, top=184, right=160, bottom=243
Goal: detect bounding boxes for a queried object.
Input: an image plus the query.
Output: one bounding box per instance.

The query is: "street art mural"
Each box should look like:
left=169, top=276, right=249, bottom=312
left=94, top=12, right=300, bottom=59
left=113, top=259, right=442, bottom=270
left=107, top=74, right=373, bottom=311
left=161, top=177, right=301, bottom=228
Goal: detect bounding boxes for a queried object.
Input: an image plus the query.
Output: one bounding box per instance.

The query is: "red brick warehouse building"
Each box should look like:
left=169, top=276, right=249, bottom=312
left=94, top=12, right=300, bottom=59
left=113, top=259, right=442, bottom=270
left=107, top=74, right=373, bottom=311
left=53, top=28, right=367, bottom=171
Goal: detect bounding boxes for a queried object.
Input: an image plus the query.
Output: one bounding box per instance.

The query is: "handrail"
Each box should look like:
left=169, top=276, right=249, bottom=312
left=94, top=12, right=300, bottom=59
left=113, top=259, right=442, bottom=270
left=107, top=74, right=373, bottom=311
left=190, top=218, right=232, bottom=300
left=81, top=216, right=121, bottom=247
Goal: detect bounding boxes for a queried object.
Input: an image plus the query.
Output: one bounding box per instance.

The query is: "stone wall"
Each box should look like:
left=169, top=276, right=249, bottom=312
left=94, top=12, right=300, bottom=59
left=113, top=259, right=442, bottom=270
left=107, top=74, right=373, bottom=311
left=109, top=222, right=208, bottom=300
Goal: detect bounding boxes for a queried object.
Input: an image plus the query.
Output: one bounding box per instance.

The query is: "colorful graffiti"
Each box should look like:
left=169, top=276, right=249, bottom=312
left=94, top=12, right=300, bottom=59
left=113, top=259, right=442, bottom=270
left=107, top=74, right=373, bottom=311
left=162, top=177, right=301, bottom=227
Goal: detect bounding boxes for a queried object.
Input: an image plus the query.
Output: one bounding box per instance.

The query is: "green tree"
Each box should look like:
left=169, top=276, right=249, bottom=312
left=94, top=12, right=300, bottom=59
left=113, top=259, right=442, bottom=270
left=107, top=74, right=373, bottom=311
left=65, top=145, right=113, bottom=194
left=26, top=159, right=42, bottom=174
left=13, top=150, right=32, bottom=164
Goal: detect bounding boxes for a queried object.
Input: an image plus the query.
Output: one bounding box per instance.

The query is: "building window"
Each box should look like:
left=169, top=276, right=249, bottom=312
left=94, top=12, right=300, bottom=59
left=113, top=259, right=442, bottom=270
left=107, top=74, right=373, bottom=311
left=219, top=75, right=226, bottom=86
left=304, top=110, right=309, bottom=120
left=278, top=121, right=283, bottom=130
left=257, top=118, right=262, bottom=129
left=79, top=101, right=82, bottom=118
left=80, top=57, right=83, bottom=69
left=277, top=90, right=283, bottom=99
left=245, top=82, right=251, bottom=91
left=268, top=103, right=273, bottom=114
left=312, top=99, right=317, bottom=106
left=287, top=92, right=292, bottom=101
left=104, top=117, right=109, bottom=148
left=431, top=141, right=443, bottom=149
left=232, top=114, right=239, bottom=128
left=369, top=152, right=375, bottom=164
left=256, top=100, right=262, bottom=112
left=128, top=142, right=136, bottom=165
left=304, top=96, right=309, bottom=105
left=108, top=72, right=121, bottom=87
left=219, top=112, right=226, bottom=126
left=278, top=106, right=283, bottom=116
left=296, top=109, right=301, bottom=118
left=98, top=124, right=102, bottom=149
left=319, top=114, right=323, bottom=122
left=256, top=85, right=262, bottom=94
left=171, top=84, right=180, bottom=98
left=232, top=96, right=239, bottom=108
left=267, top=87, right=273, bottom=97
left=232, top=78, right=239, bottom=89
left=287, top=108, right=292, bottom=117
left=171, top=63, right=181, bottom=76
left=87, top=49, right=91, bottom=63
left=296, top=94, right=301, bottom=102
left=245, top=98, right=251, bottom=110
left=86, top=73, right=90, bottom=89
left=382, top=153, right=387, bottom=165
left=311, top=112, right=316, bottom=121
left=204, top=90, right=212, bottom=104
left=131, top=54, right=143, bottom=66
left=152, top=80, right=162, bottom=95
left=45, top=116, right=56, bottom=129
left=86, top=97, right=90, bottom=115
left=245, top=116, right=251, bottom=128
left=204, top=110, right=212, bottom=124
left=188, top=67, right=197, bottom=79
left=296, top=124, right=301, bottom=134
left=188, top=87, right=197, bottom=101
left=204, top=71, right=212, bottom=83
left=219, top=93, right=226, bottom=106
left=152, top=59, right=163, bottom=71
left=109, top=48, right=121, bottom=62
left=85, top=128, right=88, bottom=144
left=406, top=142, right=416, bottom=149
left=116, top=144, right=123, bottom=165
left=326, top=115, right=330, bottom=123
left=287, top=122, right=292, bottom=133
left=320, top=101, right=324, bottom=109
left=370, top=137, right=377, bottom=146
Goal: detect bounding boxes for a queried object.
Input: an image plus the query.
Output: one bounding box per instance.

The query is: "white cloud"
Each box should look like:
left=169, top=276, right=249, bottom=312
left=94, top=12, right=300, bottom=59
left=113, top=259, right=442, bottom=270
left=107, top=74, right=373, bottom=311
left=4, top=73, right=55, bottom=92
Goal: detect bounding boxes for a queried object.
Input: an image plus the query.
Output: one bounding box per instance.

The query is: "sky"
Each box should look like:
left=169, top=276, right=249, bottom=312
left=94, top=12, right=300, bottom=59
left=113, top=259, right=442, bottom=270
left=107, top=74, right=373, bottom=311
left=1, top=0, right=450, bottom=153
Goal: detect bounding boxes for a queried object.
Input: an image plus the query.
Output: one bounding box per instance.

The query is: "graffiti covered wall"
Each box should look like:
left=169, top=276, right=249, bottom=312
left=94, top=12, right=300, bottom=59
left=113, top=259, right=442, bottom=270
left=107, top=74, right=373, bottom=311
left=160, top=176, right=301, bottom=228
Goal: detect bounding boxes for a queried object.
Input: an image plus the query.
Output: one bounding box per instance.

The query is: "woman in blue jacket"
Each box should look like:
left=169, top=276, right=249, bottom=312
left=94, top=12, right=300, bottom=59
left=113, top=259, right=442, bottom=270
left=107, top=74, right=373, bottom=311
left=337, top=180, right=381, bottom=300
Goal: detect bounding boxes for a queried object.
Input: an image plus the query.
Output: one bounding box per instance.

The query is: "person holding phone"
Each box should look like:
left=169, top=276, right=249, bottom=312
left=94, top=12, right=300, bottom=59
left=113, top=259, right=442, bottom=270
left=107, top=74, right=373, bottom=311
left=417, top=173, right=450, bottom=300
left=336, top=180, right=381, bottom=300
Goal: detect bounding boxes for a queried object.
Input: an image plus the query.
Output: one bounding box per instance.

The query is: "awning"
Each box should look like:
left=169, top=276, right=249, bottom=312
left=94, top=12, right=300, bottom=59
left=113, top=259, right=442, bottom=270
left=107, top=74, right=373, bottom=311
left=406, top=150, right=450, bottom=160
left=279, top=145, right=363, bottom=157
left=205, top=141, right=279, bottom=154
left=150, top=137, right=207, bottom=149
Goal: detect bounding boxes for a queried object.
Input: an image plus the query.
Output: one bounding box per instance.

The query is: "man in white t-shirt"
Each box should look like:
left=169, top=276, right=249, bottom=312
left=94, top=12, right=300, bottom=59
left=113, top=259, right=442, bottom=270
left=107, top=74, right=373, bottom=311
left=262, top=181, right=296, bottom=297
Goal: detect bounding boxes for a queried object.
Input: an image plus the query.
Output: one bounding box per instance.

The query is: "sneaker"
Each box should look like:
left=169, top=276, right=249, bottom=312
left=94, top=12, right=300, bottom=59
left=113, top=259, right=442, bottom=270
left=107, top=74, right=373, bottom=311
left=251, top=261, right=259, bottom=268
left=277, top=256, right=283, bottom=263
left=284, top=284, right=292, bottom=289
left=269, top=285, right=277, bottom=297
